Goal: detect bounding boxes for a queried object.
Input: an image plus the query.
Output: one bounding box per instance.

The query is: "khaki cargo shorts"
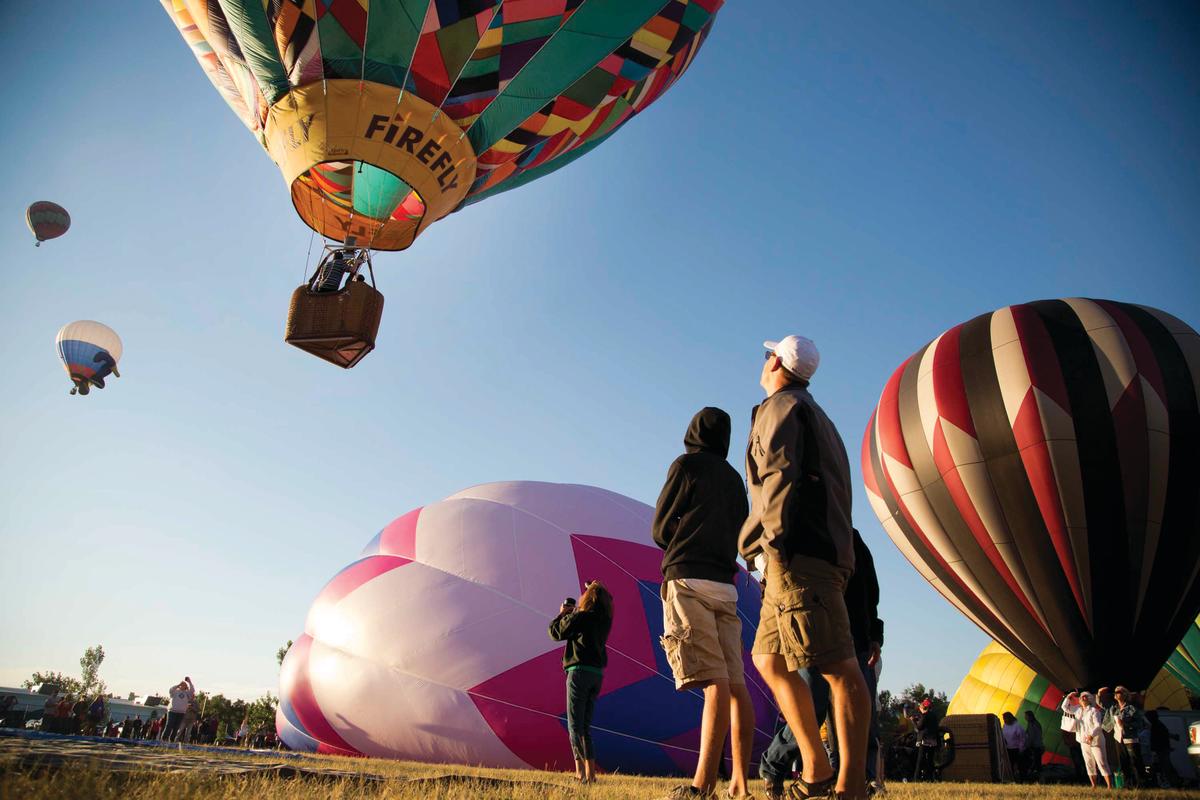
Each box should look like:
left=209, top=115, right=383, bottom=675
left=753, top=554, right=855, bottom=671
left=659, top=580, right=745, bottom=691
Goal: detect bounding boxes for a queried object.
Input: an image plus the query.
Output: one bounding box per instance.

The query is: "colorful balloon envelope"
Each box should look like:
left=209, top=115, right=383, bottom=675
left=161, top=1, right=723, bottom=251
left=56, top=321, right=122, bottom=396
left=948, top=642, right=1191, bottom=767
left=863, top=299, right=1200, bottom=691
left=26, top=201, right=70, bottom=245
left=1165, top=615, right=1200, bottom=695
left=277, top=481, right=775, bottom=772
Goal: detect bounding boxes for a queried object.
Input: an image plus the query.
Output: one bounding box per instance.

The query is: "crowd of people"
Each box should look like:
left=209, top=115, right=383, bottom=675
left=16, top=676, right=274, bottom=749
left=1060, top=686, right=1182, bottom=789
left=549, top=336, right=885, bottom=800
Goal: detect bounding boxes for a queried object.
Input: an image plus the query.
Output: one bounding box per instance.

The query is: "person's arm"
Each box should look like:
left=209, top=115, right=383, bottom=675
left=652, top=460, right=689, bottom=551
left=757, top=400, right=802, bottom=564
left=549, top=609, right=589, bottom=641
left=186, top=677, right=195, bottom=700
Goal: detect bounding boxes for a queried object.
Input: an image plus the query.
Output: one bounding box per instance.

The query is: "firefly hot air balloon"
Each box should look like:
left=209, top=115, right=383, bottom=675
left=26, top=201, right=70, bottom=246
left=56, top=321, right=122, bottom=396
left=862, top=299, right=1200, bottom=692
left=278, top=481, right=776, bottom=771
left=162, top=0, right=724, bottom=367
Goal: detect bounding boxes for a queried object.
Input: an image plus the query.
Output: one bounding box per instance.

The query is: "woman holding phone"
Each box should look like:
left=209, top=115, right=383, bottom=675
left=549, top=580, right=614, bottom=783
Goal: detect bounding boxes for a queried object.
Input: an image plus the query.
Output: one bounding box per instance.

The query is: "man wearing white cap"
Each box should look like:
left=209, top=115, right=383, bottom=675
left=739, top=336, right=870, bottom=800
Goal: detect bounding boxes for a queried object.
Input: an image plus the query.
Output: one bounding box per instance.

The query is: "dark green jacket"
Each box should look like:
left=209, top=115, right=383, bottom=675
left=548, top=609, right=611, bottom=671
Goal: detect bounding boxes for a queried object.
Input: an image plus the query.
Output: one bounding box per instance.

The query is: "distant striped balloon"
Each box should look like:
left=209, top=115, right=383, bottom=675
left=26, top=201, right=70, bottom=245
left=56, top=321, right=122, bottom=396
left=863, top=299, right=1200, bottom=691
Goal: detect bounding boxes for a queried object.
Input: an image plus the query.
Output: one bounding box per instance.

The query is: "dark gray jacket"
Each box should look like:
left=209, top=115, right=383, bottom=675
left=738, top=384, right=855, bottom=571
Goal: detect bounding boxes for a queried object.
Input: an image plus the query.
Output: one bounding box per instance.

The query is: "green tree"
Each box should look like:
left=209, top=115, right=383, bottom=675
left=21, top=670, right=82, bottom=697
left=276, top=640, right=293, bottom=667
left=79, top=644, right=106, bottom=698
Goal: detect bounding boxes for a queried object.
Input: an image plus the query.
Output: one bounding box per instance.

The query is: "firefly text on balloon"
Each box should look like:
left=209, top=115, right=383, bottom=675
left=364, top=115, right=460, bottom=193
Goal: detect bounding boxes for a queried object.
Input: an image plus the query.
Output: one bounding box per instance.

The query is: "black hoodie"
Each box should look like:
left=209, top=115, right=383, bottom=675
left=652, top=407, right=750, bottom=583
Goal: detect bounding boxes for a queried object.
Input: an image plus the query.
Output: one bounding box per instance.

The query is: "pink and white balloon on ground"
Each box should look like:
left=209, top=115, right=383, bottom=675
left=278, top=481, right=775, bottom=774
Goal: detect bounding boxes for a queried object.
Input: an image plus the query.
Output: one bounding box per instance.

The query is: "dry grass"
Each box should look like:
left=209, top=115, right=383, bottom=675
left=1, top=748, right=1198, bottom=800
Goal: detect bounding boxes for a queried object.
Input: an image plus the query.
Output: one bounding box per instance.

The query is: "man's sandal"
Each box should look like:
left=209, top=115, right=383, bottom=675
left=786, top=776, right=836, bottom=799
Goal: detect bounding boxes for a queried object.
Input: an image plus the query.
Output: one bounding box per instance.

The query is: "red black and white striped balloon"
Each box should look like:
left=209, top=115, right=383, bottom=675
left=26, top=201, right=70, bottom=245
left=862, top=299, right=1200, bottom=691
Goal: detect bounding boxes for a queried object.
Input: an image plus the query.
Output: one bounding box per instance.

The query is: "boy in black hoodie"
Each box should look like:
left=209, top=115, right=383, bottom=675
left=653, top=407, right=754, bottom=800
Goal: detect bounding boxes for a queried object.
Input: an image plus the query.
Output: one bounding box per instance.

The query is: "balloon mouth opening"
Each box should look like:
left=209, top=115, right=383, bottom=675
left=290, top=160, right=428, bottom=251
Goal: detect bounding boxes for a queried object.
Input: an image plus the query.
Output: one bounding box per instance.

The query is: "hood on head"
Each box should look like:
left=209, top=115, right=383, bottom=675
left=684, top=407, right=731, bottom=457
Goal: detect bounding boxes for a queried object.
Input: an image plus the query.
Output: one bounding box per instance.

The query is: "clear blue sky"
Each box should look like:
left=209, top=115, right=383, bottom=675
left=1, top=1, right=1197, bottom=703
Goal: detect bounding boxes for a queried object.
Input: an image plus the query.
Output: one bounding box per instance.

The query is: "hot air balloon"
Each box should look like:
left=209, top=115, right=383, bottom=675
left=161, top=1, right=723, bottom=367
left=278, top=481, right=776, bottom=772
left=26, top=201, right=70, bottom=246
left=862, top=299, right=1200, bottom=691
left=1165, top=616, right=1200, bottom=695
left=56, top=321, right=122, bottom=396
left=948, top=642, right=1191, bottom=767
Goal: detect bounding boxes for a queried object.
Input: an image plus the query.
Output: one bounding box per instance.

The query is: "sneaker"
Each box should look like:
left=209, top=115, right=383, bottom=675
left=659, top=786, right=717, bottom=800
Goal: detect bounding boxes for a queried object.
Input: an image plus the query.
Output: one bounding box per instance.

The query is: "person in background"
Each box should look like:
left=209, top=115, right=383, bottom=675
left=236, top=711, right=251, bottom=746
left=1061, top=691, right=1111, bottom=788
left=71, top=696, right=88, bottom=735
left=549, top=580, right=614, bottom=784
left=42, top=695, right=60, bottom=734
left=759, top=529, right=885, bottom=798
left=911, top=699, right=941, bottom=781
left=164, top=676, right=195, bottom=742
left=1022, top=710, right=1044, bottom=782
left=739, top=336, right=870, bottom=800
left=653, top=406, right=754, bottom=800
left=1001, top=712, right=1026, bottom=779
left=1112, top=686, right=1145, bottom=787
left=1145, top=709, right=1180, bottom=787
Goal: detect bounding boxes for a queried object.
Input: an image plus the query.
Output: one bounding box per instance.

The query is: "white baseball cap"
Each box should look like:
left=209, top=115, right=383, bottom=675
left=764, top=335, right=820, bottom=381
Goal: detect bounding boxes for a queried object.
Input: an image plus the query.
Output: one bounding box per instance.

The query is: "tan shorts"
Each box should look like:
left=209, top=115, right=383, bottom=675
left=753, top=554, right=855, bottom=671
left=659, top=579, right=746, bottom=690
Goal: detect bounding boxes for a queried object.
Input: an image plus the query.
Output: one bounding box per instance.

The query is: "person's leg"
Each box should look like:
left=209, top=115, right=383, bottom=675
left=693, top=680, right=732, bottom=793
left=821, top=657, right=870, bottom=798
left=753, top=654, right=832, bottom=786
left=583, top=672, right=601, bottom=782
left=856, top=652, right=879, bottom=786
left=713, top=598, right=754, bottom=798
left=759, top=716, right=797, bottom=795
left=1094, top=743, right=1112, bottom=788
left=728, top=683, right=755, bottom=797
left=565, top=672, right=586, bottom=779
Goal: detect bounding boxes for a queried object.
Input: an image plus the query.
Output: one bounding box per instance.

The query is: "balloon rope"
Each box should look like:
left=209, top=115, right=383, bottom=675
left=303, top=223, right=316, bottom=283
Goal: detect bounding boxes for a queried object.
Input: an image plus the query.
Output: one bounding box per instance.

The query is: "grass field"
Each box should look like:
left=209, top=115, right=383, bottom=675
left=3, top=746, right=1200, bottom=800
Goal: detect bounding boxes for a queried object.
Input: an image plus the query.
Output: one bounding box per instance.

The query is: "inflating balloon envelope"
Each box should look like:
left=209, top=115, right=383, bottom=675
left=162, top=0, right=724, bottom=367
left=863, top=298, right=1200, bottom=691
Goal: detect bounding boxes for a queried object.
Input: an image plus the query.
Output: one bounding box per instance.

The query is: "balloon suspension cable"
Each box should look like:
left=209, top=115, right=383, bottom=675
left=303, top=224, right=317, bottom=283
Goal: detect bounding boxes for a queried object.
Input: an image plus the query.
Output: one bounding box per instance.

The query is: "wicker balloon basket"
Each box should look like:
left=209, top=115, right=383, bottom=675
left=284, top=279, right=385, bottom=369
